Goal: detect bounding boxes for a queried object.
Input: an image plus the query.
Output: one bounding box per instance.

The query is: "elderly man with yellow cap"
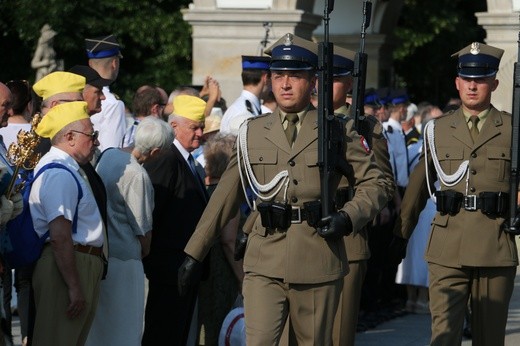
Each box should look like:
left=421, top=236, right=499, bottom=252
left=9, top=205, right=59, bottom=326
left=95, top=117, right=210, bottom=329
left=32, top=70, right=108, bottom=247
left=178, top=33, right=388, bottom=345
left=32, top=71, right=85, bottom=115
left=395, top=42, right=517, bottom=345
left=141, top=95, right=209, bottom=345
left=29, top=101, right=105, bottom=346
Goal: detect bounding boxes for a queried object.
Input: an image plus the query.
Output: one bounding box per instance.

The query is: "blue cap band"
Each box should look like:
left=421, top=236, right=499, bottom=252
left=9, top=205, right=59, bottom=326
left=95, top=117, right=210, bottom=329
left=457, top=53, right=499, bottom=78
left=242, top=61, right=270, bottom=70
left=87, top=48, right=120, bottom=59
left=365, top=93, right=380, bottom=105
left=333, top=55, right=354, bottom=73
left=391, top=95, right=409, bottom=105
left=270, top=45, right=318, bottom=70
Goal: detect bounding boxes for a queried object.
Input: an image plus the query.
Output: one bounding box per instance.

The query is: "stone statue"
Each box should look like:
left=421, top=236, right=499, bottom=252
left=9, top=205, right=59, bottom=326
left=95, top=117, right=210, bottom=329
left=31, top=24, right=62, bottom=81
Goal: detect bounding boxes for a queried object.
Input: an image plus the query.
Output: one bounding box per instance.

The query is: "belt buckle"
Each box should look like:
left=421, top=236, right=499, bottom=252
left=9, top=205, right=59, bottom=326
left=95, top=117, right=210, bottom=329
left=291, top=206, right=301, bottom=224
left=464, top=195, right=477, bottom=211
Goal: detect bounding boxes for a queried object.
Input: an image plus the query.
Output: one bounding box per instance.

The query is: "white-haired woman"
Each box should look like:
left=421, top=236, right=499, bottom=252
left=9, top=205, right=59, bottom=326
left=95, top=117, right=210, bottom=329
left=86, top=116, right=173, bottom=346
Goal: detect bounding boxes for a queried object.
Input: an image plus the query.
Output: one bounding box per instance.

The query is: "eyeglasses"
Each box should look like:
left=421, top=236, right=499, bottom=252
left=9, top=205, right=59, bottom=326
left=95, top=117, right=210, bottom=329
left=57, top=99, right=83, bottom=104
left=70, top=130, right=99, bottom=141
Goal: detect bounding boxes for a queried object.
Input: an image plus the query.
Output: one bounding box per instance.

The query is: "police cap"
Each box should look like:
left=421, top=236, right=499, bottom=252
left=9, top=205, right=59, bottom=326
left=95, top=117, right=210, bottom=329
left=85, top=34, right=123, bottom=59
left=451, top=42, right=503, bottom=78
left=364, top=88, right=381, bottom=107
left=333, top=46, right=356, bottom=76
left=242, top=56, right=270, bottom=70
left=69, top=65, right=111, bottom=89
left=264, top=33, right=318, bottom=71
left=389, top=88, right=409, bottom=105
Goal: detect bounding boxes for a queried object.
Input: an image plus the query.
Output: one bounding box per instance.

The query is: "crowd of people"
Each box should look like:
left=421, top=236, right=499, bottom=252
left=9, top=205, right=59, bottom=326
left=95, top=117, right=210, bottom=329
left=0, top=30, right=516, bottom=346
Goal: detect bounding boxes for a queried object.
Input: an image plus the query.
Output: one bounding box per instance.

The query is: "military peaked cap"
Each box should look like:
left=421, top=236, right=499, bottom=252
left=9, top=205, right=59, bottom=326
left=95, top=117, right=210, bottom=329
left=264, top=33, right=318, bottom=71
left=451, top=42, right=504, bottom=78
left=333, top=46, right=356, bottom=76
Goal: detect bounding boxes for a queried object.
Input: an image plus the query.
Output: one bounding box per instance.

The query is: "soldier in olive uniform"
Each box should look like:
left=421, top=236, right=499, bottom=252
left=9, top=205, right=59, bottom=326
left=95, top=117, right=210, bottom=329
left=394, top=42, right=518, bottom=345
left=177, top=33, right=388, bottom=345
left=329, top=46, right=395, bottom=346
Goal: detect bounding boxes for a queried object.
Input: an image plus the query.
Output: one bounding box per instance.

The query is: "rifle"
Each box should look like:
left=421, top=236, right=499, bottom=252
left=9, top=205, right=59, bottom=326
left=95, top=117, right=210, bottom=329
left=259, top=22, right=272, bottom=56
left=505, top=30, right=520, bottom=235
left=317, top=0, right=336, bottom=219
left=351, top=0, right=372, bottom=131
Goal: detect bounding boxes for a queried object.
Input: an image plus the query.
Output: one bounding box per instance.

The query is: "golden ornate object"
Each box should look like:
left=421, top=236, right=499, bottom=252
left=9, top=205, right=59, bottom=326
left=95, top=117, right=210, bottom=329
left=5, top=113, right=43, bottom=198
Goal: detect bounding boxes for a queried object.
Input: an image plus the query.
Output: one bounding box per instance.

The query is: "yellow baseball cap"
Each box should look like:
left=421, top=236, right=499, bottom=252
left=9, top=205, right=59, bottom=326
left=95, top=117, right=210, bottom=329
left=36, top=101, right=90, bottom=139
left=173, top=95, right=206, bottom=122
left=33, top=72, right=86, bottom=101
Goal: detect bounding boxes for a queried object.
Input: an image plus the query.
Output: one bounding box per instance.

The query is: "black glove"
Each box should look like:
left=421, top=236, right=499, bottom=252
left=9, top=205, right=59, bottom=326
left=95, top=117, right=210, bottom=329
left=316, top=211, right=352, bottom=240
left=387, top=236, right=408, bottom=266
left=234, top=230, right=248, bottom=261
left=502, top=208, right=520, bottom=235
left=178, top=255, right=202, bottom=297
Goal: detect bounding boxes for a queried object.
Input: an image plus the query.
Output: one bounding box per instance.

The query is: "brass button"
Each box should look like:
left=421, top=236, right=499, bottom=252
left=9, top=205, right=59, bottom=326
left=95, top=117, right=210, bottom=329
left=470, top=187, right=476, bottom=193
left=471, top=170, right=476, bottom=175
left=446, top=153, right=450, bottom=158
left=291, top=196, right=298, bottom=203
left=471, top=153, right=477, bottom=158
left=293, top=179, right=298, bottom=185
left=259, top=157, right=263, bottom=161
left=289, top=161, right=295, bottom=167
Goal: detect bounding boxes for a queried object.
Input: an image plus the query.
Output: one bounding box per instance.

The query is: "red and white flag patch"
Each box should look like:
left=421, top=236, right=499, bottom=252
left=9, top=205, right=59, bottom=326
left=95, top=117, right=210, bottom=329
left=360, top=136, right=371, bottom=154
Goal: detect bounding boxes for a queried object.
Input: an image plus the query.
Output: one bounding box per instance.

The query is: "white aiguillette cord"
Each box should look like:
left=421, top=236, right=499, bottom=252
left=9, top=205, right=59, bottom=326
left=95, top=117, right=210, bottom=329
left=423, top=120, right=470, bottom=203
left=236, top=121, right=290, bottom=211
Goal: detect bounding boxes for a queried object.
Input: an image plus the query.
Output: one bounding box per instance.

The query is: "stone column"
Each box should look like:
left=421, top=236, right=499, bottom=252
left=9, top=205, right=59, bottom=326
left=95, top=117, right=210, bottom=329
left=182, top=0, right=321, bottom=103
left=477, top=1, right=519, bottom=113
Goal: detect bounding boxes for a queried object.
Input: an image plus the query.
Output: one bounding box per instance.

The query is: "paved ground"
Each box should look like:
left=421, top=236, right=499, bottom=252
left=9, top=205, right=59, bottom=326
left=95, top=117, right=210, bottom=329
left=9, top=273, right=520, bottom=345
left=9, top=243, right=520, bottom=345
left=355, top=247, right=520, bottom=345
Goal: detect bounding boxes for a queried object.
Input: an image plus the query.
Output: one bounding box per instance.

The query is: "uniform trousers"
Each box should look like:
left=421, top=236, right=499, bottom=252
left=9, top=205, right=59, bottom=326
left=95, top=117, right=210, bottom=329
left=332, top=260, right=368, bottom=346
left=243, top=272, right=342, bottom=346
left=32, top=246, right=103, bottom=346
left=429, top=263, right=516, bottom=346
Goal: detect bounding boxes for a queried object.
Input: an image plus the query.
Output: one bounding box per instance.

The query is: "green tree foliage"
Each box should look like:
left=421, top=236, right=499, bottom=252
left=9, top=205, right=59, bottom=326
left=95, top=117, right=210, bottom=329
left=0, top=0, right=193, bottom=105
left=393, top=0, right=487, bottom=107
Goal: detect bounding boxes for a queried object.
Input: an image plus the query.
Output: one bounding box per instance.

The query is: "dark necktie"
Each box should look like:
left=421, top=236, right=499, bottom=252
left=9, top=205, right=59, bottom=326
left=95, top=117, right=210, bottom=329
left=188, top=154, right=207, bottom=196
left=285, top=113, right=299, bottom=146
left=470, top=115, right=480, bottom=143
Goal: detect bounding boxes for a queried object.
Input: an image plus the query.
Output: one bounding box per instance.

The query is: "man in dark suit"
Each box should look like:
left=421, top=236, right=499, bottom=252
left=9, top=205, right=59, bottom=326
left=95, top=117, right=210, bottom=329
left=142, top=95, right=208, bottom=345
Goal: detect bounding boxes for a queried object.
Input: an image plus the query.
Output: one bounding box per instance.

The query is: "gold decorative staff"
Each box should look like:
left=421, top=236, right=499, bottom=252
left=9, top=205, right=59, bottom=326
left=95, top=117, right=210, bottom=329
left=5, top=113, right=43, bottom=198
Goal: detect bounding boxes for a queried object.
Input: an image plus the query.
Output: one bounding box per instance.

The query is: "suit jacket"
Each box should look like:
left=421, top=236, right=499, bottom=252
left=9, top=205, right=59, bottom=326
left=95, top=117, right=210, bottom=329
left=143, top=143, right=208, bottom=282
left=185, top=108, right=388, bottom=284
left=398, top=107, right=518, bottom=268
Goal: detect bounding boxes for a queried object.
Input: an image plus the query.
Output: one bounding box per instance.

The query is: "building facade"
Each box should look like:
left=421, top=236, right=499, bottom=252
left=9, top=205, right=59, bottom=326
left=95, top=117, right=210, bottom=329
left=183, top=0, right=518, bottom=112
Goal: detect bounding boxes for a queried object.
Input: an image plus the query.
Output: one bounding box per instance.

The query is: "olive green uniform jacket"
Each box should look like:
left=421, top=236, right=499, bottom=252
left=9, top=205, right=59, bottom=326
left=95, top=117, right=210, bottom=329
left=336, top=105, right=395, bottom=261
left=185, top=108, right=388, bottom=284
left=397, top=107, right=518, bottom=268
